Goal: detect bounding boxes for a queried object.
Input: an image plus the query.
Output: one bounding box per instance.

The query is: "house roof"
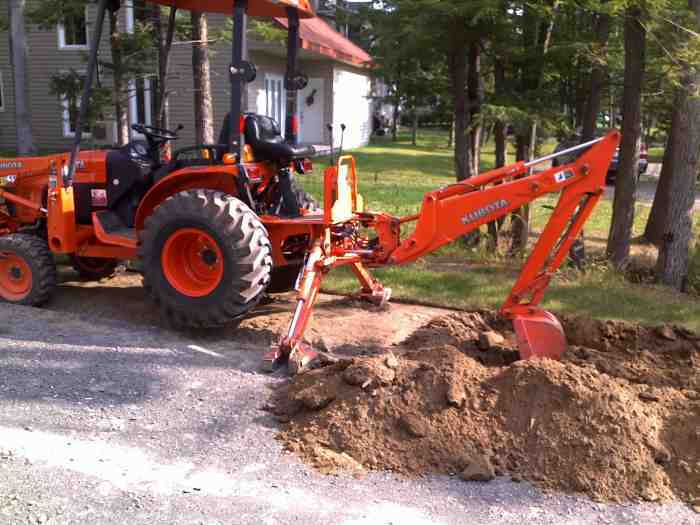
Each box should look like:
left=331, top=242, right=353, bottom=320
left=275, top=17, right=372, bottom=67
left=149, top=0, right=314, bottom=18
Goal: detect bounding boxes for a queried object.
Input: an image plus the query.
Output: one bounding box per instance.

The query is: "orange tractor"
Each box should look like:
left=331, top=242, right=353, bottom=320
left=0, top=0, right=619, bottom=372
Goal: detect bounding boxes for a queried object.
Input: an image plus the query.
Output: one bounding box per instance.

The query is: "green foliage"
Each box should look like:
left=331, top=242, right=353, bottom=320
left=49, top=69, right=112, bottom=126
left=26, top=0, right=87, bottom=28
left=218, top=17, right=288, bottom=45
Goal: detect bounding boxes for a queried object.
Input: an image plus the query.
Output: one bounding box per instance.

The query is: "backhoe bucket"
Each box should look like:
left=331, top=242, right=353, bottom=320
left=512, top=309, right=567, bottom=360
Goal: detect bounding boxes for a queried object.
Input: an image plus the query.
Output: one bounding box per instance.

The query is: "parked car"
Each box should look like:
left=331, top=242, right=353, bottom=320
left=552, top=132, right=647, bottom=185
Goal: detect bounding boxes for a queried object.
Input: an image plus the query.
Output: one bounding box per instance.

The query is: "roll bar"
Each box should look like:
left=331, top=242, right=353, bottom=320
left=65, top=0, right=313, bottom=185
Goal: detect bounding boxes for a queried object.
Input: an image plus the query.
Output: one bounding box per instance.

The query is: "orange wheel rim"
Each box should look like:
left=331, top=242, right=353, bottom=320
left=0, top=253, right=32, bottom=301
left=161, top=228, right=224, bottom=298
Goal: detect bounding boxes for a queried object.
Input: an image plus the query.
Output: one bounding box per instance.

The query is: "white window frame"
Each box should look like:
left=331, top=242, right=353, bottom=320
left=60, top=73, right=92, bottom=138
left=0, top=72, right=5, bottom=112
left=57, top=7, right=89, bottom=50
left=264, top=74, right=287, bottom=137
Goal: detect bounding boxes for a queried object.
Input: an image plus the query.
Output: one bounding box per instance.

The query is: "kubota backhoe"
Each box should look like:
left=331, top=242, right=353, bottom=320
left=0, top=0, right=619, bottom=373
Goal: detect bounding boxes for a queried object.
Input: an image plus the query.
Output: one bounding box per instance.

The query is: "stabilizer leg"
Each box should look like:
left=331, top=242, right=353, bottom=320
left=262, top=242, right=325, bottom=373
left=350, top=261, right=392, bottom=307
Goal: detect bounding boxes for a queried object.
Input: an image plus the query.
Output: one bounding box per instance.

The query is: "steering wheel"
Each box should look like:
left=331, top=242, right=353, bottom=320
left=131, top=123, right=180, bottom=141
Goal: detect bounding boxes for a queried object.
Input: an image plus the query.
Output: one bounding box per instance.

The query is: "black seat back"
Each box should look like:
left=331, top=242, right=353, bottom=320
left=218, top=112, right=315, bottom=162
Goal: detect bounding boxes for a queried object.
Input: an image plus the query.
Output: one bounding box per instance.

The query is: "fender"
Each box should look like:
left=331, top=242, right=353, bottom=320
left=134, top=166, right=239, bottom=231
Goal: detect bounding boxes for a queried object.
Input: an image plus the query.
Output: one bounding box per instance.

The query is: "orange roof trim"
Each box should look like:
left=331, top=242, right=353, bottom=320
left=276, top=16, right=373, bottom=67
left=148, top=0, right=315, bottom=18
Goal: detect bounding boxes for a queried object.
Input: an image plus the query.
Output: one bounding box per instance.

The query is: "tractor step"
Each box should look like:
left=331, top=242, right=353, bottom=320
left=92, top=211, right=137, bottom=248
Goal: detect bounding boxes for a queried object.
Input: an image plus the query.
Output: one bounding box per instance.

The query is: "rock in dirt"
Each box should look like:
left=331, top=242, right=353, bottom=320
left=399, top=414, right=429, bottom=438
left=385, top=354, right=400, bottom=369
left=478, top=331, right=505, bottom=350
left=294, top=383, right=336, bottom=411
left=460, top=457, right=495, bottom=482
left=639, top=391, right=660, bottom=402
left=342, top=360, right=395, bottom=388
left=273, top=312, right=700, bottom=506
left=657, top=325, right=677, bottom=341
left=446, top=382, right=466, bottom=408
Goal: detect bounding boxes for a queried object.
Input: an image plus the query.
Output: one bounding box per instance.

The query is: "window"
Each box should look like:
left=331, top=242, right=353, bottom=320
left=0, top=72, right=5, bottom=112
left=264, top=74, right=286, bottom=134
left=58, top=10, right=88, bottom=49
left=61, top=83, right=91, bottom=138
left=129, top=77, right=157, bottom=138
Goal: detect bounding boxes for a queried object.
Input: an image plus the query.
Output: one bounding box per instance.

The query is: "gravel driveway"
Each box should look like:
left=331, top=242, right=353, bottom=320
left=0, top=284, right=698, bottom=524
left=602, top=163, right=700, bottom=211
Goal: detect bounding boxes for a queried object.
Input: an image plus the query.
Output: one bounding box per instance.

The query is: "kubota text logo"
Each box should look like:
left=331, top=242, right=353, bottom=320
left=461, top=199, right=509, bottom=225
left=0, top=161, right=23, bottom=170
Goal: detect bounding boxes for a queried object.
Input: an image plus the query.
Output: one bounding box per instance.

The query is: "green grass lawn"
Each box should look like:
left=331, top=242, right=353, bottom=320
left=300, top=128, right=700, bottom=330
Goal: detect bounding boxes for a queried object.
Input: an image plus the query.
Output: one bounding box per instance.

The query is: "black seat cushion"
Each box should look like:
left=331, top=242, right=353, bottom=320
left=218, top=113, right=314, bottom=162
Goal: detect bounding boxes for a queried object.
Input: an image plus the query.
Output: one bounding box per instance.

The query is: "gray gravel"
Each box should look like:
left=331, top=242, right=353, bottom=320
left=0, top=300, right=698, bottom=525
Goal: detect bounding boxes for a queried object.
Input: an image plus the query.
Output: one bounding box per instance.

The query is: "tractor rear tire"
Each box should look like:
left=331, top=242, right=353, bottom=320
left=0, top=234, right=57, bottom=306
left=71, top=256, right=119, bottom=281
left=140, top=190, right=272, bottom=328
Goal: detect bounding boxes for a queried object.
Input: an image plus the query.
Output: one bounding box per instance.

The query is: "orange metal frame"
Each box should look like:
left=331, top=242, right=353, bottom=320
left=1, top=130, right=619, bottom=370
left=264, top=131, right=621, bottom=370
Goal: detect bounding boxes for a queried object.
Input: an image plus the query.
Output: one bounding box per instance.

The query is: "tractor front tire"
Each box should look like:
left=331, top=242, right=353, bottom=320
left=71, top=256, right=119, bottom=281
left=0, top=234, right=57, bottom=306
left=140, top=190, right=272, bottom=328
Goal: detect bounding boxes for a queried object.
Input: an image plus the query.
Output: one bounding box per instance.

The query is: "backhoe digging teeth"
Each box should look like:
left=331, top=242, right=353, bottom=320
left=512, top=309, right=567, bottom=360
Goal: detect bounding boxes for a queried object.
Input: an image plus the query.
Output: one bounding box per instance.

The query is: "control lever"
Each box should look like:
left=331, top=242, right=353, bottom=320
left=327, top=123, right=335, bottom=165
left=338, top=124, right=346, bottom=159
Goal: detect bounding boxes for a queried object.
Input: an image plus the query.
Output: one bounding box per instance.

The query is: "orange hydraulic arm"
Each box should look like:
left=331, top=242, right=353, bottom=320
left=264, top=131, right=620, bottom=372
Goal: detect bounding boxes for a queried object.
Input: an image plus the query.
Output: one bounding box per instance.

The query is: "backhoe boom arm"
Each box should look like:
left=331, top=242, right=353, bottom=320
left=265, top=131, right=620, bottom=372
left=388, top=132, right=619, bottom=266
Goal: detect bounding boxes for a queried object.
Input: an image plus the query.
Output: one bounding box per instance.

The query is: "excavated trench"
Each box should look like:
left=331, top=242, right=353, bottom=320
left=268, top=312, right=700, bottom=505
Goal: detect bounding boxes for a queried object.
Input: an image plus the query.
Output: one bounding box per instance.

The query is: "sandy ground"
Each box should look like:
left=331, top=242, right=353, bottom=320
left=0, top=271, right=698, bottom=524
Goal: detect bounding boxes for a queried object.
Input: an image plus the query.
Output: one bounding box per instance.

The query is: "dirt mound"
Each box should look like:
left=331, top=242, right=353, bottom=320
left=270, top=312, right=700, bottom=504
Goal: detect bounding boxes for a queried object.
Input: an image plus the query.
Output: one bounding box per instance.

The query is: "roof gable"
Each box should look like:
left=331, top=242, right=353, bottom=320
left=275, top=16, right=372, bottom=67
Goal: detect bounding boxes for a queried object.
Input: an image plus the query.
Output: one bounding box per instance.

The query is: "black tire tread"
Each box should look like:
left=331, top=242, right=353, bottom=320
left=71, top=256, right=119, bottom=281
left=139, top=189, right=272, bottom=328
left=0, top=233, right=57, bottom=306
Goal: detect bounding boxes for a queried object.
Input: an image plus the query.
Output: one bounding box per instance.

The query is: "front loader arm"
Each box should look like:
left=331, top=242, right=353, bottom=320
left=388, top=131, right=620, bottom=266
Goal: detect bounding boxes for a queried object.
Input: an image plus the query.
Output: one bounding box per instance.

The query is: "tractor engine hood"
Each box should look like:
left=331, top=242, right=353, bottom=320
left=145, top=0, right=315, bottom=17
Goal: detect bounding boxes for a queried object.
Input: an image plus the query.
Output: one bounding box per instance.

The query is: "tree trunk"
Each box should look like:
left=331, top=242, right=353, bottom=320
left=509, top=130, right=535, bottom=254
left=655, top=73, right=700, bottom=290
left=154, top=6, right=177, bottom=137
left=581, top=11, right=611, bottom=141
left=8, top=0, right=36, bottom=154
left=411, top=104, right=418, bottom=146
left=644, top=128, right=676, bottom=244
left=488, top=58, right=507, bottom=253
left=391, top=96, right=399, bottom=141
left=468, top=40, right=482, bottom=175
left=494, top=121, right=506, bottom=168
left=448, top=34, right=472, bottom=181
left=109, top=10, right=129, bottom=146
left=191, top=11, right=214, bottom=144
left=607, top=7, right=645, bottom=267
left=447, top=118, right=454, bottom=148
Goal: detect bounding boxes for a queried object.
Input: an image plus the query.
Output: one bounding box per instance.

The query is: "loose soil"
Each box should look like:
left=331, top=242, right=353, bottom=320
left=270, top=312, right=700, bottom=505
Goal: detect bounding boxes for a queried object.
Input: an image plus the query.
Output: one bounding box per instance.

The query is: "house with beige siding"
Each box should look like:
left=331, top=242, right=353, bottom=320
left=0, top=2, right=374, bottom=153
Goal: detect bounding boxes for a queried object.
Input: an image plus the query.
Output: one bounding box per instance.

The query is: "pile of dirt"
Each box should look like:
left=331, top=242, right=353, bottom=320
left=269, top=312, right=700, bottom=505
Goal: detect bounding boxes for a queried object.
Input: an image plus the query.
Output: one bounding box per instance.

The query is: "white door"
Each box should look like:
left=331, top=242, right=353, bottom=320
left=297, top=78, right=325, bottom=144
left=264, top=74, right=286, bottom=133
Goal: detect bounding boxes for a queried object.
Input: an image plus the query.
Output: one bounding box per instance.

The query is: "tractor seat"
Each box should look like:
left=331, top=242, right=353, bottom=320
left=242, top=114, right=315, bottom=162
